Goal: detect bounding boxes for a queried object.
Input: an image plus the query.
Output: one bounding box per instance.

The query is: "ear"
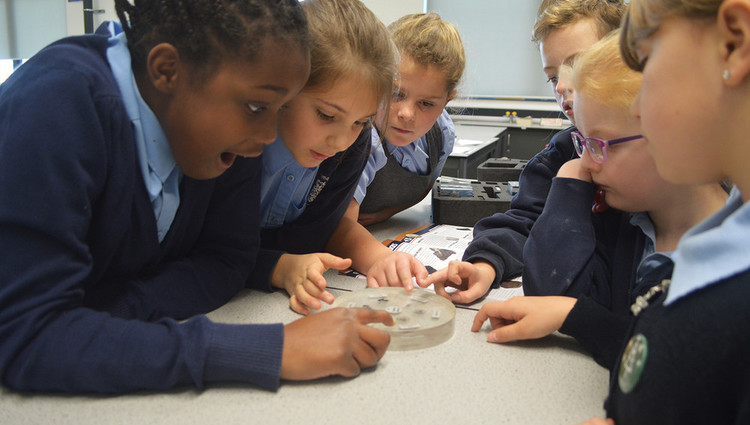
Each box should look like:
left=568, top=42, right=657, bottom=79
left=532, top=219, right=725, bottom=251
left=145, top=43, right=181, bottom=94
left=717, top=0, right=750, bottom=86
left=446, top=89, right=457, bottom=103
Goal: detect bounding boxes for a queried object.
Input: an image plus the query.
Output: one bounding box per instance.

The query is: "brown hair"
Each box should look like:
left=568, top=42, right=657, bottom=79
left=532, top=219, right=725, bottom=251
left=572, top=29, right=642, bottom=112
left=532, top=0, right=626, bottom=45
left=389, top=13, right=466, bottom=95
left=620, top=0, right=721, bottom=71
left=301, top=0, right=396, bottom=109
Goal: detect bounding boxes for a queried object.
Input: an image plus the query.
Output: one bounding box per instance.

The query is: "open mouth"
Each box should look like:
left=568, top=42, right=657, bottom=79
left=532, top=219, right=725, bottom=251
left=562, top=101, right=573, bottom=116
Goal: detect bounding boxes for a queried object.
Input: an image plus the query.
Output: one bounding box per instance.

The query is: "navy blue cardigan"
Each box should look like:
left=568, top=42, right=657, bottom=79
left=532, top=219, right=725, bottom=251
left=0, top=35, right=284, bottom=393
left=463, top=126, right=578, bottom=287
left=561, top=271, right=750, bottom=424
left=522, top=178, right=670, bottom=314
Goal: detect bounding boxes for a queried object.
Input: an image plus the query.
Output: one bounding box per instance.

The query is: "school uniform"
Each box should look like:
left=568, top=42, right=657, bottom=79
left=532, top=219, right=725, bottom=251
left=354, top=109, right=455, bottom=213
left=249, top=127, right=372, bottom=286
left=0, top=32, right=283, bottom=393
left=560, top=189, right=750, bottom=424
left=462, top=126, right=578, bottom=287
left=522, top=177, right=672, bottom=314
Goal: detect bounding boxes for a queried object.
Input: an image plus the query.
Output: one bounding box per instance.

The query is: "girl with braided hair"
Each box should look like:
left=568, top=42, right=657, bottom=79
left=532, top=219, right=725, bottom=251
left=0, top=0, right=394, bottom=394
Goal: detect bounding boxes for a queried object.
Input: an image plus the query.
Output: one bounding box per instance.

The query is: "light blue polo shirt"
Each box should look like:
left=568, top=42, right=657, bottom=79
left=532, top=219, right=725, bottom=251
left=259, top=136, right=319, bottom=229
left=667, top=187, right=750, bottom=305
left=353, top=109, right=455, bottom=204
left=106, top=23, right=183, bottom=242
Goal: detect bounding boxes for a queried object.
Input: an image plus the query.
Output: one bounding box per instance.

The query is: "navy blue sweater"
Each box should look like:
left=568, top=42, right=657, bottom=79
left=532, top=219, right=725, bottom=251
left=561, top=271, right=750, bottom=424
left=0, top=35, right=283, bottom=393
left=463, top=126, right=577, bottom=287
left=523, top=178, right=670, bottom=314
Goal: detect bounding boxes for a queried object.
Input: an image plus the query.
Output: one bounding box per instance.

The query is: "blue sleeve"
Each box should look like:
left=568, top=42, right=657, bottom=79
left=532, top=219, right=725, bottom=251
left=353, top=129, right=386, bottom=205
left=431, top=109, right=455, bottom=182
left=559, top=297, right=633, bottom=371
left=462, top=126, right=577, bottom=286
left=100, top=156, right=262, bottom=321
left=0, top=44, right=282, bottom=393
left=522, top=178, right=603, bottom=295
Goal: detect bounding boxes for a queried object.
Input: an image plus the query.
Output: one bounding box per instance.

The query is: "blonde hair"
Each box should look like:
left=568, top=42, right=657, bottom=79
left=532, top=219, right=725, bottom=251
left=532, top=0, right=626, bottom=45
left=389, top=13, right=466, bottom=95
left=621, top=0, right=721, bottom=71
left=301, top=0, right=396, bottom=107
left=572, top=30, right=642, bottom=112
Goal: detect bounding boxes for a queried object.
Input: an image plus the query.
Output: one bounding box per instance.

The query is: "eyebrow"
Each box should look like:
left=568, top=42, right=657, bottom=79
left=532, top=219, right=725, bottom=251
left=257, top=85, right=289, bottom=95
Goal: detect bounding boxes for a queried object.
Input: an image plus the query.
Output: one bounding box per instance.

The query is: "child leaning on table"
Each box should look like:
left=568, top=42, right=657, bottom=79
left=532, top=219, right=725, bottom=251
left=247, top=0, right=400, bottom=315
left=474, top=1, right=750, bottom=423
left=521, top=30, right=727, bottom=314
left=0, top=0, right=394, bottom=394
left=423, top=0, right=626, bottom=304
left=352, top=13, right=466, bottom=227
left=326, top=12, right=467, bottom=294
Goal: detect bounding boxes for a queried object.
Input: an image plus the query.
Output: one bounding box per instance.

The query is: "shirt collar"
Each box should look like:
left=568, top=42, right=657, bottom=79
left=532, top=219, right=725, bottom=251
left=666, top=188, right=750, bottom=305
left=106, top=25, right=177, bottom=185
left=262, top=135, right=313, bottom=174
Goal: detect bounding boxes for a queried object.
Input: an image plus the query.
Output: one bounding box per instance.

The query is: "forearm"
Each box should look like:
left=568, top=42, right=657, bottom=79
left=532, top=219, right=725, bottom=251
left=327, top=213, right=392, bottom=274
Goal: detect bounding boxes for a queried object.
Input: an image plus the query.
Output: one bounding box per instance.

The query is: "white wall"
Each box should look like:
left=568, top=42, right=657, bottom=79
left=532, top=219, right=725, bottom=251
left=0, top=0, right=67, bottom=59
left=361, top=0, right=424, bottom=26
left=427, top=0, right=550, bottom=98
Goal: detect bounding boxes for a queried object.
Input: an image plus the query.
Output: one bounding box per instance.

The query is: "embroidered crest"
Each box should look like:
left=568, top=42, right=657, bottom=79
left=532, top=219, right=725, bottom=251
left=307, top=175, right=329, bottom=203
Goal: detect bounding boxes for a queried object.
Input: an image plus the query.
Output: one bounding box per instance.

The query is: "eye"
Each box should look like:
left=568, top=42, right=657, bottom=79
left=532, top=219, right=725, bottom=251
left=546, top=76, right=559, bottom=85
left=419, top=101, right=435, bottom=109
left=354, top=117, right=372, bottom=128
left=392, top=91, right=406, bottom=102
left=317, top=110, right=335, bottom=121
left=246, top=103, right=266, bottom=115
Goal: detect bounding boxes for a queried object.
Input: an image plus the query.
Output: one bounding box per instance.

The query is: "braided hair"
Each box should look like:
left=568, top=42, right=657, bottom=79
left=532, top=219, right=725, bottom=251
left=114, top=0, right=309, bottom=82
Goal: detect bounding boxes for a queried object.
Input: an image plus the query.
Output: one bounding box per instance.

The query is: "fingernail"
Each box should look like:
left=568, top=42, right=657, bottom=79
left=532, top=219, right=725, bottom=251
left=487, top=333, right=497, bottom=343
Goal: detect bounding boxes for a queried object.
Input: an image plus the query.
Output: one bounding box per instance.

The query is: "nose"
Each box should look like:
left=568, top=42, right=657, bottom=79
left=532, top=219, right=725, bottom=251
left=556, top=65, right=574, bottom=96
left=579, top=147, right=601, bottom=174
left=255, top=113, right=279, bottom=146
left=326, top=130, right=353, bottom=154
left=397, top=102, right=416, bottom=122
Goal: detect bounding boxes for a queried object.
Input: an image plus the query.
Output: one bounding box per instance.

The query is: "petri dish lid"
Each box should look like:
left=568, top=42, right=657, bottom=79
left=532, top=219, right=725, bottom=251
left=331, top=287, right=456, bottom=351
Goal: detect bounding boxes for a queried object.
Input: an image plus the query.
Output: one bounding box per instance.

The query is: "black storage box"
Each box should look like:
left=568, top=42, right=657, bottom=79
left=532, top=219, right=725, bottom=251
left=476, top=158, right=527, bottom=183
left=432, top=178, right=513, bottom=227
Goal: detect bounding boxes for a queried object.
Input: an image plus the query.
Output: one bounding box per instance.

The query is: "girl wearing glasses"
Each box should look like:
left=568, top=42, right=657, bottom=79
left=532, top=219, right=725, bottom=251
left=521, top=31, right=728, bottom=313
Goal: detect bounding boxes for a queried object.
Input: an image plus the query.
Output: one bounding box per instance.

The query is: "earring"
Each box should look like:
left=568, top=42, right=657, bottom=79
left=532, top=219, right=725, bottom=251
left=723, top=69, right=731, bottom=80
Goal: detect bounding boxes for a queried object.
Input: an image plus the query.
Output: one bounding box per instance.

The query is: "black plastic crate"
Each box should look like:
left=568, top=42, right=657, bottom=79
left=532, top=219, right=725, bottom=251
left=432, top=179, right=513, bottom=227
left=476, top=158, right=527, bottom=183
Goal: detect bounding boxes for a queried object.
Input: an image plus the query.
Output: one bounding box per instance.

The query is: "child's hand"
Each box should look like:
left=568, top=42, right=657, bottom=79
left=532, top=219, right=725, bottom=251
left=422, top=260, right=495, bottom=304
left=365, top=251, right=428, bottom=291
left=471, top=296, right=577, bottom=343
left=271, top=253, right=352, bottom=315
left=557, top=158, right=593, bottom=182
left=281, top=307, right=395, bottom=381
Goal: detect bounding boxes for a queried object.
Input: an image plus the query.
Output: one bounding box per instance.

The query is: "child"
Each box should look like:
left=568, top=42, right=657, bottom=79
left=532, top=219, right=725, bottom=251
left=522, top=31, right=728, bottom=314
left=326, top=12, right=467, bottom=295
left=0, top=0, right=394, bottom=394
left=474, top=1, right=750, bottom=423
left=354, top=13, right=465, bottom=227
left=246, top=0, right=401, bottom=315
left=423, top=0, right=626, bottom=304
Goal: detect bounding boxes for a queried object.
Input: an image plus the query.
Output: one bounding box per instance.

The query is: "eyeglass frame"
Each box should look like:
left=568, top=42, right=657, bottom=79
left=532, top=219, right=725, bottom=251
left=570, top=131, right=644, bottom=164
